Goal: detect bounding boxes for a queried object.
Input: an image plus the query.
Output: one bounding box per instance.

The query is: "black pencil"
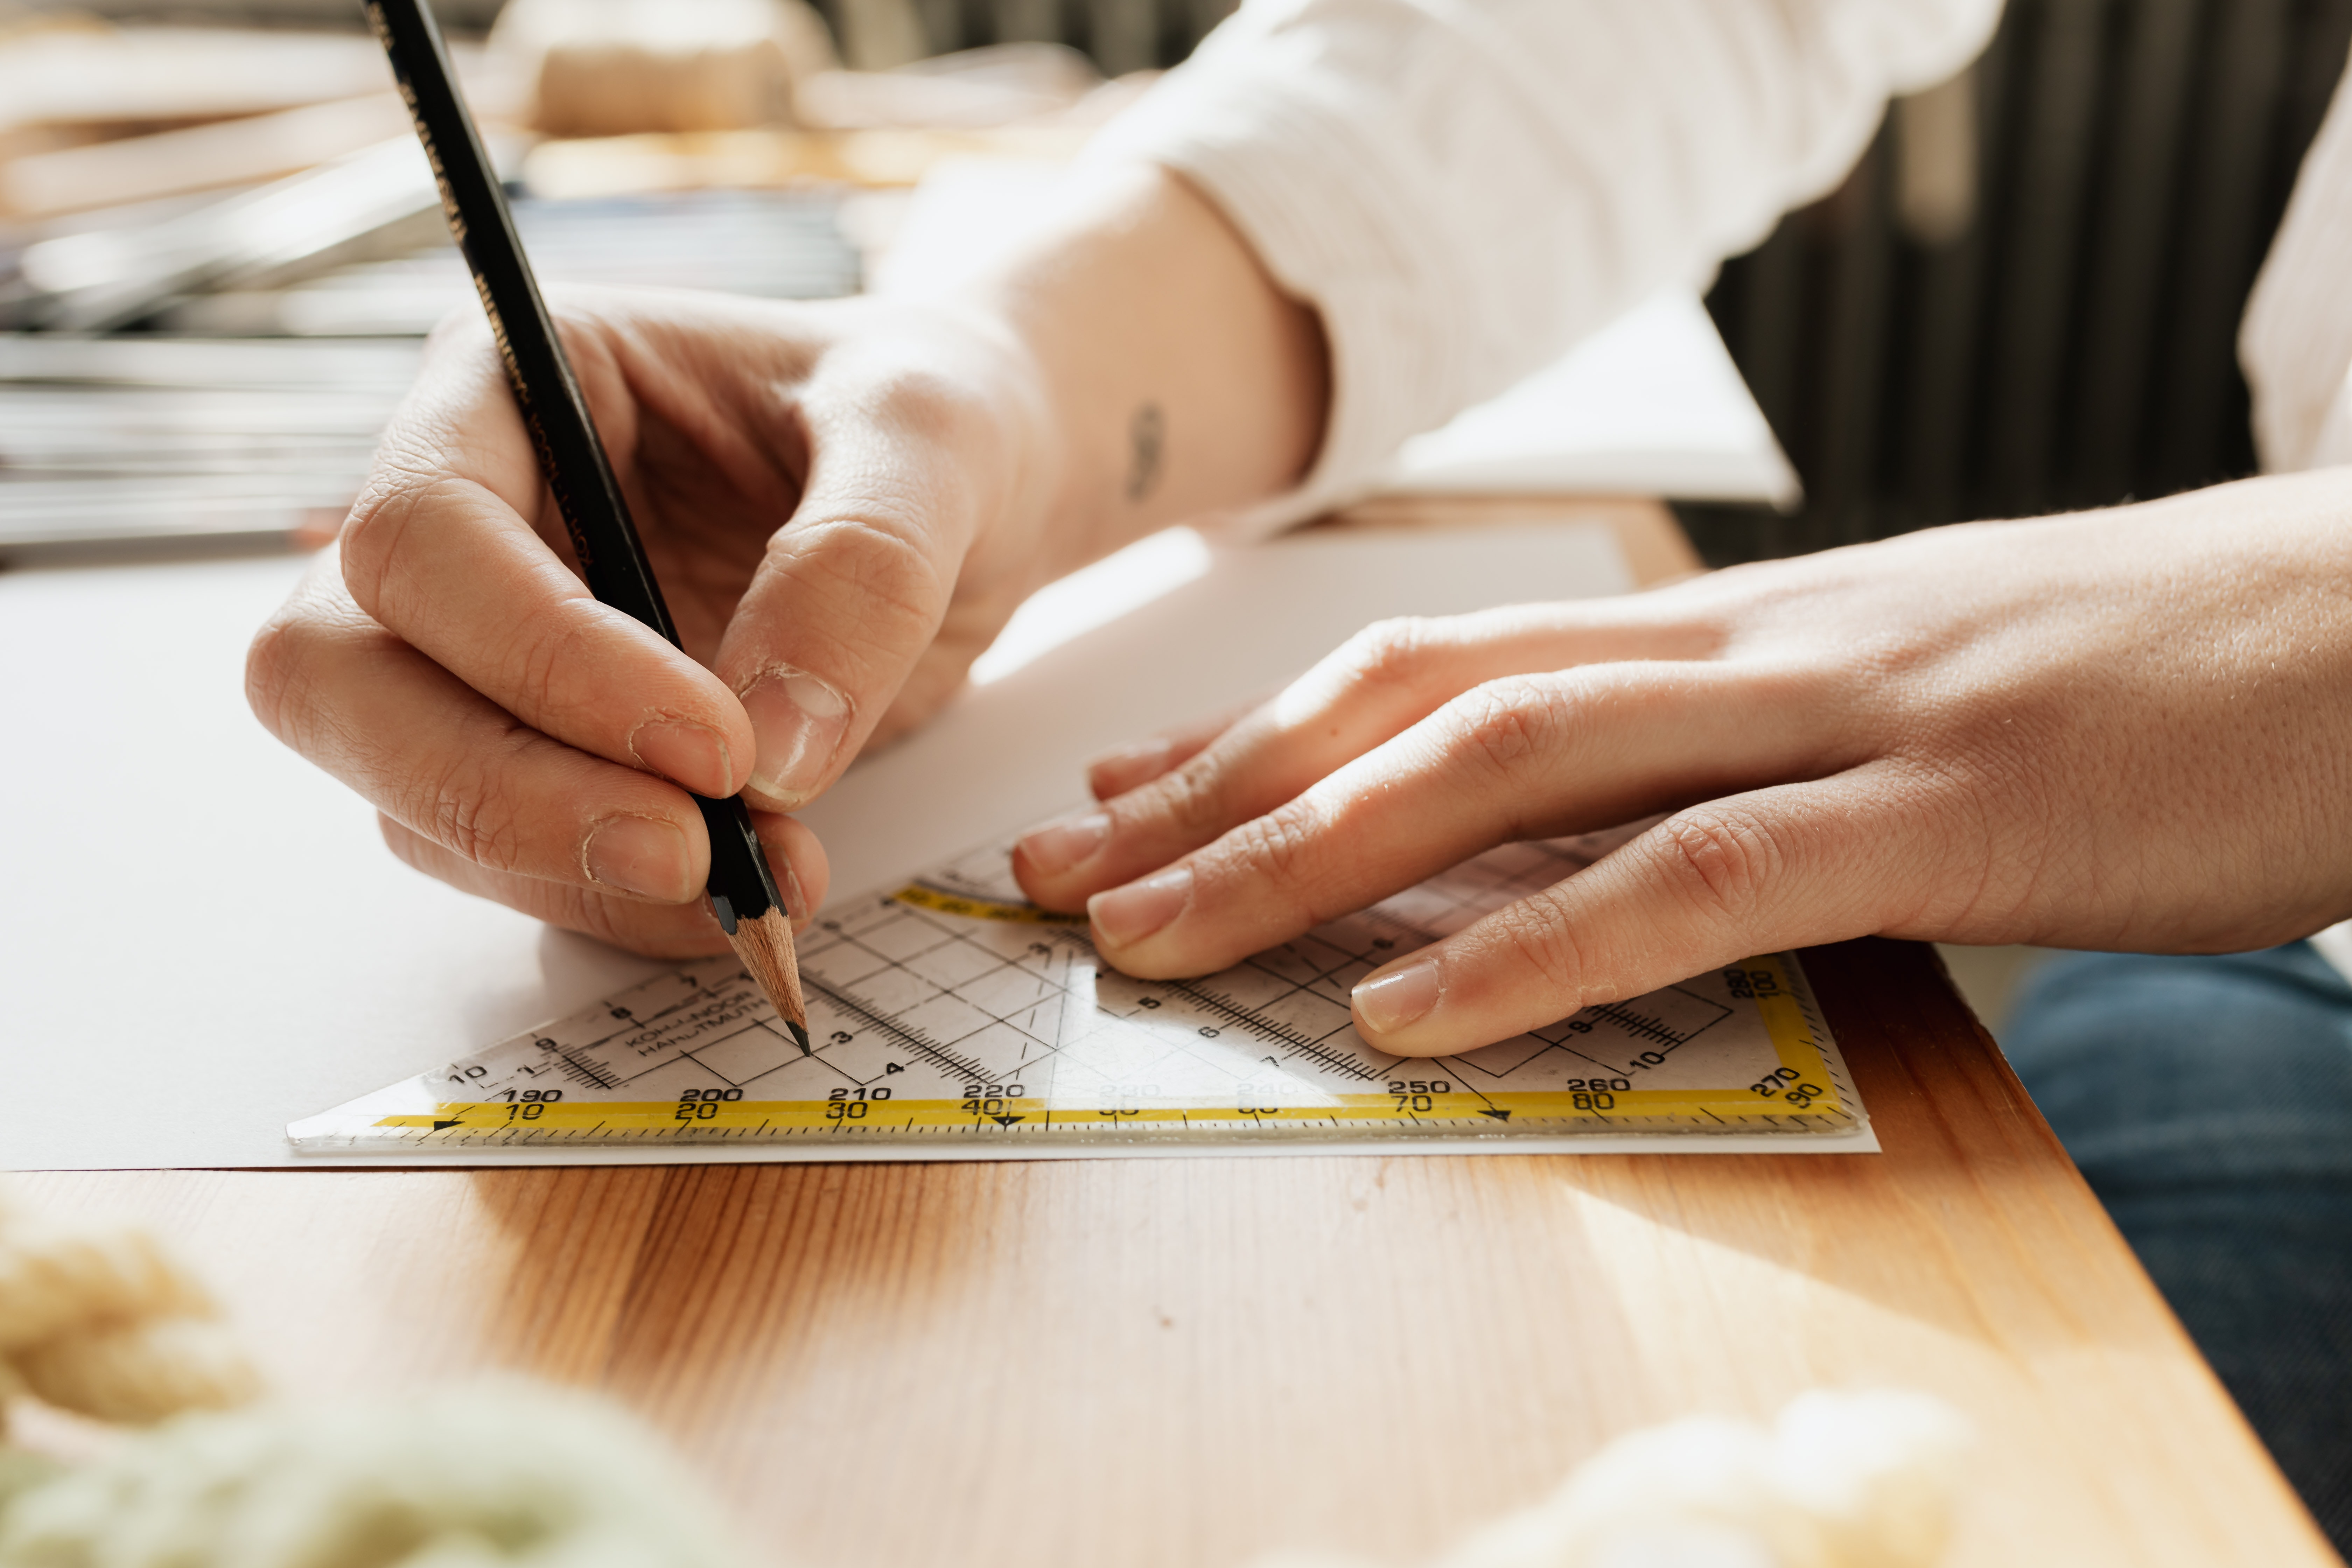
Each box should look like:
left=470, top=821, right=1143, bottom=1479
left=363, top=0, right=811, bottom=1053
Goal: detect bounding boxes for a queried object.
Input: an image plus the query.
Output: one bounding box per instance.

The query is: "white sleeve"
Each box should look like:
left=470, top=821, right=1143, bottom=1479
left=1083, top=0, right=2003, bottom=534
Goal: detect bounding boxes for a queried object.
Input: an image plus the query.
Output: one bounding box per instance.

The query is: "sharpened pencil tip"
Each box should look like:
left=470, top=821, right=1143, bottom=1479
left=720, top=905, right=809, bottom=1050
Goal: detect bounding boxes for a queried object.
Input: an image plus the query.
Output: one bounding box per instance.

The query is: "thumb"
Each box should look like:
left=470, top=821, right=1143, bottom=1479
left=713, top=363, right=1023, bottom=810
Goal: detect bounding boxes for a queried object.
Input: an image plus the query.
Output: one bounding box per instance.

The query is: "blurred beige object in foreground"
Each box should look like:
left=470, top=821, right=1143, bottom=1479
left=0, top=1182, right=260, bottom=1430
left=493, top=0, right=836, bottom=136
left=0, top=94, right=413, bottom=220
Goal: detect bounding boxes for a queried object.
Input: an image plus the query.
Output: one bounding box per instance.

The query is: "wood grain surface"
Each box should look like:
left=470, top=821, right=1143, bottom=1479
left=16, top=938, right=2337, bottom=1567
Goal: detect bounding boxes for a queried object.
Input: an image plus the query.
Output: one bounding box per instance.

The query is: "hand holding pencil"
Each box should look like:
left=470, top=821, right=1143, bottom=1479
left=245, top=5, right=1328, bottom=969
left=362, top=0, right=826, bottom=1031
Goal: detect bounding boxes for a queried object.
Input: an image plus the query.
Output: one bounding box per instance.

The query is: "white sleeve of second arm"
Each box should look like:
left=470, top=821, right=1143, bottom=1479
left=1086, top=0, right=2003, bottom=535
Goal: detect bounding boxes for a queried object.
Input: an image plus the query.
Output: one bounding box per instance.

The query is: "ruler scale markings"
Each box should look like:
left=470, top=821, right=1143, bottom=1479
left=1587, top=1005, right=1694, bottom=1051
left=287, top=832, right=1873, bottom=1155
left=1161, top=978, right=1377, bottom=1082
left=802, top=975, right=993, bottom=1085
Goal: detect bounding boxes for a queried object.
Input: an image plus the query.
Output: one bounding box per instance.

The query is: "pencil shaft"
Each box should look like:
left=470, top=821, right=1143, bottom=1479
left=365, top=0, right=793, bottom=944
left=364, top=0, right=665, bottom=631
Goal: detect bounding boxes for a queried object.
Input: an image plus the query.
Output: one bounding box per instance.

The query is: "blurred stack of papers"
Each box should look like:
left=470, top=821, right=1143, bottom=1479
left=0, top=335, right=419, bottom=554
left=0, top=15, right=1128, bottom=560
left=0, top=335, right=418, bottom=556
left=0, top=189, right=859, bottom=559
left=158, top=188, right=859, bottom=337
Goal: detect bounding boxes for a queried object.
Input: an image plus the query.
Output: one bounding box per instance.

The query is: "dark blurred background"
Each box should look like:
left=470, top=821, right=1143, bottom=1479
left=1695, top=0, right=2352, bottom=565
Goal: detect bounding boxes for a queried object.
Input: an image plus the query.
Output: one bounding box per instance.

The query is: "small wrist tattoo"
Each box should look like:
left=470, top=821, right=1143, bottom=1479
left=1126, top=402, right=1165, bottom=503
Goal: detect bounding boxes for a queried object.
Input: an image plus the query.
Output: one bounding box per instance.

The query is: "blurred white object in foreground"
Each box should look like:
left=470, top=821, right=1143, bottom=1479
left=0, top=1180, right=260, bottom=1431
left=1263, top=1391, right=1973, bottom=1568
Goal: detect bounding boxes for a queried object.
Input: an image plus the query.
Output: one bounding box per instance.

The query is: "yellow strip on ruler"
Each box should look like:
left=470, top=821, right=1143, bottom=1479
left=376, top=1089, right=1846, bottom=1138
left=891, top=884, right=1087, bottom=924
left=363, top=951, right=1847, bottom=1143
left=1745, top=954, right=1844, bottom=1116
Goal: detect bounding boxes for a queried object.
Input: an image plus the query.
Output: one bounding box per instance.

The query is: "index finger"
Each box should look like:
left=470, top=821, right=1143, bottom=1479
left=1084, top=662, right=1842, bottom=980
left=338, top=316, right=756, bottom=799
left=1014, top=604, right=1716, bottom=910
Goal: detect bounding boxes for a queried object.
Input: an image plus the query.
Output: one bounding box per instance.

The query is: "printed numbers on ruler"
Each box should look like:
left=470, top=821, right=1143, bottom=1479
left=288, top=832, right=1865, bottom=1153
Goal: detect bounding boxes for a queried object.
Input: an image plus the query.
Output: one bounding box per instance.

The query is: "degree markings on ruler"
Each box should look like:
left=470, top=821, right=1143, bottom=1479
left=524, top=968, right=780, bottom=1095
left=802, top=974, right=993, bottom=1086
left=1588, top=999, right=1710, bottom=1051
left=289, top=828, right=1871, bottom=1154
left=1163, top=977, right=1379, bottom=1083
left=543, top=1049, right=620, bottom=1092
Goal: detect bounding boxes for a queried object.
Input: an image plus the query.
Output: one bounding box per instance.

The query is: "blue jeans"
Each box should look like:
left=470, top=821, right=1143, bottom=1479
left=2007, top=945, right=2352, bottom=1549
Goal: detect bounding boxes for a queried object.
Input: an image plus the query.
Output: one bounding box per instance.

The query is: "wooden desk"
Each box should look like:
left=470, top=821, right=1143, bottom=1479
left=15, top=502, right=2337, bottom=1567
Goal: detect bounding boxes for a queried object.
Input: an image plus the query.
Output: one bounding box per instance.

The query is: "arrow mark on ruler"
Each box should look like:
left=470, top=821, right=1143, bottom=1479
left=1431, top=1058, right=1511, bottom=1123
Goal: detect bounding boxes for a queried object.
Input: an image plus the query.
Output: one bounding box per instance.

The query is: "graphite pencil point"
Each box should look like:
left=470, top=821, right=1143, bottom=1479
left=722, top=905, right=810, bottom=1051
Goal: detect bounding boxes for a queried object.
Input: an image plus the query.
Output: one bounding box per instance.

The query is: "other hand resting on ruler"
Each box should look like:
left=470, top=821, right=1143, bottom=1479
left=1014, top=483, right=2352, bottom=1056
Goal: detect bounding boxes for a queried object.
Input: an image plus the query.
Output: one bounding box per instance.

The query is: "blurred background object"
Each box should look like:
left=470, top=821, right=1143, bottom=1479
left=10, top=138, right=454, bottom=331
left=2, top=94, right=414, bottom=222
left=490, top=0, right=836, bottom=134
left=1685, top=0, right=2352, bottom=567
left=0, top=0, right=1148, bottom=562
left=2, top=0, right=2340, bottom=574
left=0, top=335, right=418, bottom=556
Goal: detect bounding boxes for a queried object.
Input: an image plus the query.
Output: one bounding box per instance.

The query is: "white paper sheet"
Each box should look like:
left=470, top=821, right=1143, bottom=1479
left=2, top=519, right=1673, bottom=1170
left=1381, top=294, right=1803, bottom=507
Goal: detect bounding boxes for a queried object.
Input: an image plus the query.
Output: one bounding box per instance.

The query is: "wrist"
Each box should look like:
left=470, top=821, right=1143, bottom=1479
left=906, top=292, right=1093, bottom=591
left=953, top=162, right=1329, bottom=577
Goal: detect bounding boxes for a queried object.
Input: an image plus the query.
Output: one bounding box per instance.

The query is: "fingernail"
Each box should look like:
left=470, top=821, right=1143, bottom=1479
left=629, top=719, right=733, bottom=796
left=779, top=857, right=812, bottom=927
left=1353, top=956, right=1441, bottom=1036
left=739, top=666, right=853, bottom=807
left=1090, top=866, right=1192, bottom=948
left=1017, top=812, right=1110, bottom=876
left=583, top=815, right=694, bottom=902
